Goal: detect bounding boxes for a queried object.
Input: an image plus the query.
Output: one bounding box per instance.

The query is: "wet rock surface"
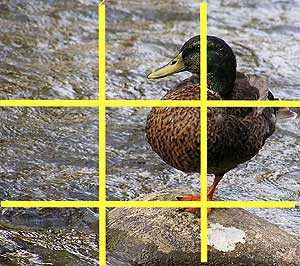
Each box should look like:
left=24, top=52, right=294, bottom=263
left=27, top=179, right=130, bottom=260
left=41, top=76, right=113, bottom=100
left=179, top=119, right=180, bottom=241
left=107, top=189, right=300, bottom=266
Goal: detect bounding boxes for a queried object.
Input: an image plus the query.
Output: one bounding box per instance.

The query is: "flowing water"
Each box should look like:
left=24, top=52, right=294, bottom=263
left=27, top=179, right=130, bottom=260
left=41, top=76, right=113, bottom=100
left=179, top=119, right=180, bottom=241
left=0, top=0, right=98, bottom=99
left=0, top=0, right=300, bottom=265
left=106, top=0, right=300, bottom=265
left=0, top=0, right=99, bottom=265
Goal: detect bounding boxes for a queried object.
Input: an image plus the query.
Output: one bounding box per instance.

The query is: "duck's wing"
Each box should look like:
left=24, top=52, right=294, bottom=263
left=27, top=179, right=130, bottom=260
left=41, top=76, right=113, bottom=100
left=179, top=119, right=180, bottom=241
left=208, top=72, right=296, bottom=174
left=227, top=72, right=296, bottom=120
left=223, top=72, right=262, bottom=118
left=230, top=72, right=261, bottom=100
left=208, top=105, right=274, bottom=174
left=208, top=84, right=276, bottom=174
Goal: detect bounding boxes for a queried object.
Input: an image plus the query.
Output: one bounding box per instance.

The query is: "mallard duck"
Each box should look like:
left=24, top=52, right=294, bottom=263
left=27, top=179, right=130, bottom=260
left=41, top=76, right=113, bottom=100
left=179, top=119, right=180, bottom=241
left=146, top=35, right=296, bottom=215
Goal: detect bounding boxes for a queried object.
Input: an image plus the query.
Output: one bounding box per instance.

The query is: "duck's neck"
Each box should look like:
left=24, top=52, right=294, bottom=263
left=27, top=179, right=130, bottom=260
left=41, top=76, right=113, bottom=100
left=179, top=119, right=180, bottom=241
left=188, top=71, right=236, bottom=98
left=207, top=72, right=235, bottom=97
left=188, top=54, right=236, bottom=97
left=207, top=37, right=237, bottom=97
left=207, top=59, right=236, bottom=97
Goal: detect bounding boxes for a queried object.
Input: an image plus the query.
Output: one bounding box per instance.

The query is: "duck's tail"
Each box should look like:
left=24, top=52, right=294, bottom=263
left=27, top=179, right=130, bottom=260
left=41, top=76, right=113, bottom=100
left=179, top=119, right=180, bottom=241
left=252, top=75, right=297, bottom=122
left=266, top=90, right=297, bottom=122
left=274, top=107, right=297, bottom=122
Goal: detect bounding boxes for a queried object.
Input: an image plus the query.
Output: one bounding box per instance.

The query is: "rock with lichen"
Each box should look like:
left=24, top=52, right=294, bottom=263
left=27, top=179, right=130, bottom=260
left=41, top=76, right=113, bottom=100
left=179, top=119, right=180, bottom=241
left=107, top=189, right=300, bottom=266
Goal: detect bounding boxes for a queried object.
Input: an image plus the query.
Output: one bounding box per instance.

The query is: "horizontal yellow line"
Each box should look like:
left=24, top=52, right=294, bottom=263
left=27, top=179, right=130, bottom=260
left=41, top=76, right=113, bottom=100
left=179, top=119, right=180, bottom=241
left=0, top=99, right=299, bottom=108
left=0, top=100, right=100, bottom=107
left=105, top=200, right=203, bottom=208
left=105, top=100, right=300, bottom=108
left=208, top=201, right=295, bottom=209
left=1, top=201, right=100, bottom=208
left=105, top=100, right=202, bottom=107
left=0, top=200, right=295, bottom=209
left=207, top=100, right=300, bottom=108
left=106, top=200, right=295, bottom=209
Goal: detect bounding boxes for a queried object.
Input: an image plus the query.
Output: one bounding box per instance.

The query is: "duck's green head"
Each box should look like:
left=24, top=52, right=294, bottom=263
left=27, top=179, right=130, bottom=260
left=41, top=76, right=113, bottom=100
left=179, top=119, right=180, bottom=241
left=148, top=35, right=237, bottom=96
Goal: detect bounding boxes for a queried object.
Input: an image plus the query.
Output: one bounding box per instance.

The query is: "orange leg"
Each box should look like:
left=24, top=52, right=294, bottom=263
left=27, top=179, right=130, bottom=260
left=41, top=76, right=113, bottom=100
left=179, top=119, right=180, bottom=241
left=176, top=175, right=223, bottom=217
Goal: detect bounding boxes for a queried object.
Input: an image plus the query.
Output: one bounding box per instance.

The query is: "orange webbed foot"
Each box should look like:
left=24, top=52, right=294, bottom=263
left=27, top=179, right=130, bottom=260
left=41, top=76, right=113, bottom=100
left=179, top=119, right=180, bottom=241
left=176, top=194, right=212, bottom=217
left=176, top=175, right=223, bottom=217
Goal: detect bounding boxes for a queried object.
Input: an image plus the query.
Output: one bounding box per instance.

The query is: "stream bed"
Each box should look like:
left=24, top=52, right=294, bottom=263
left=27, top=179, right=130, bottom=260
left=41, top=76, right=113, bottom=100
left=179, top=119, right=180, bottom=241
left=0, top=0, right=299, bottom=265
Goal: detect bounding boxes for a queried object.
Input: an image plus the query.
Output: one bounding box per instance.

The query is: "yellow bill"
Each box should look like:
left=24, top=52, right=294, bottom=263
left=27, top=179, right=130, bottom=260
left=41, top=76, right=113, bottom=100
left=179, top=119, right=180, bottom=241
left=147, top=52, right=185, bottom=79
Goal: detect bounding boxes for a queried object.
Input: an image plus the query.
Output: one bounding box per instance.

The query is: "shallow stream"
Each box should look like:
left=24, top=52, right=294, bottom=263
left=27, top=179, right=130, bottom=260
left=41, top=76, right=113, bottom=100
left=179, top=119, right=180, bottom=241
left=0, top=0, right=299, bottom=265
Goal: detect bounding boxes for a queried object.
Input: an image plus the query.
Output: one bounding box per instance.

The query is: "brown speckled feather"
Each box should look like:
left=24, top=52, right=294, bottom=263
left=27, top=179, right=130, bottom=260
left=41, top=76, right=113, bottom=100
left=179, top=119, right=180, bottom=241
left=145, top=73, right=276, bottom=175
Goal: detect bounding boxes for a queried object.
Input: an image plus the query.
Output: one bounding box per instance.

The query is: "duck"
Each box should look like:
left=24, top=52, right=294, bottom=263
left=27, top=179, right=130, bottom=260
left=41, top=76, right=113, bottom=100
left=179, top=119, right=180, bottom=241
left=145, top=35, right=296, bottom=216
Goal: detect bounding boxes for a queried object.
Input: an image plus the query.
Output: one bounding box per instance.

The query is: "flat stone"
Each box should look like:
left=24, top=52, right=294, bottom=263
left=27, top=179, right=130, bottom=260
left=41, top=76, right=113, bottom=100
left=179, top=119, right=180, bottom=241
left=107, top=189, right=300, bottom=266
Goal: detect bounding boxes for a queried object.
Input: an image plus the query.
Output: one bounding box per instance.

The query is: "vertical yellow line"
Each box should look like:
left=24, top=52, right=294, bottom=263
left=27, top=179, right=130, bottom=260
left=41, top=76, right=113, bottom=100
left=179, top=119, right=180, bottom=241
left=99, top=3, right=106, bottom=266
left=200, top=105, right=208, bottom=263
left=99, top=106, right=106, bottom=266
left=200, top=2, right=207, bottom=103
left=99, top=3, right=106, bottom=100
left=200, top=1, right=208, bottom=263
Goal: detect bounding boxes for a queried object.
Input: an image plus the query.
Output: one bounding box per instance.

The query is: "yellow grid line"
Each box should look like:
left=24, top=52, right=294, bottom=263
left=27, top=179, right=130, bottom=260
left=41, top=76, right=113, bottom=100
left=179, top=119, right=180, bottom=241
left=0, top=201, right=100, bottom=208
left=107, top=99, right=300, bottom=108
left=105, top=200, right=295, bottom=209
left=106, top=99, right=203, bottom=107
left=0, top=2, right=297, bottom=266
left=105, top=99, right=300, bottom=108
left=0, top=100, right=100, bottom=107
left=0, top=200, right=294, bottom=209
left=207, top=100, right=300, bottom=107
left=200, top=3, right=208, bottom=262
left=1, top=99, right=300, bottom=108
left=99, top=3, right=106, bottom=266
left=207, top=201, right=296, bottom=208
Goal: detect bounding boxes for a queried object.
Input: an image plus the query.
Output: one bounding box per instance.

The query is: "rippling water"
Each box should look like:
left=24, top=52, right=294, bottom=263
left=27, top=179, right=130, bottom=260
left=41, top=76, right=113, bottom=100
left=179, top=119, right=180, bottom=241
left=0, top=107, right=99, bottom=264
left=0, top=208, right=98, bottom=266
left=0, top=0, right=300, bottom=265
left=0, top=0, right=98, bottom=99
left=0, top=0, right=99, bottom=264
left=106, top=0, right=300, bottom=265
left=0, top=107, right=98, bottom=200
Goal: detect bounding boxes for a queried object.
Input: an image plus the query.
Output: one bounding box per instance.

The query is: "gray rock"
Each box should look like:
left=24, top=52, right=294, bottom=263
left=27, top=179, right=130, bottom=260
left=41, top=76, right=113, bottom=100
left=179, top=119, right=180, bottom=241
left=107, top=189, right=300, bottom=266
